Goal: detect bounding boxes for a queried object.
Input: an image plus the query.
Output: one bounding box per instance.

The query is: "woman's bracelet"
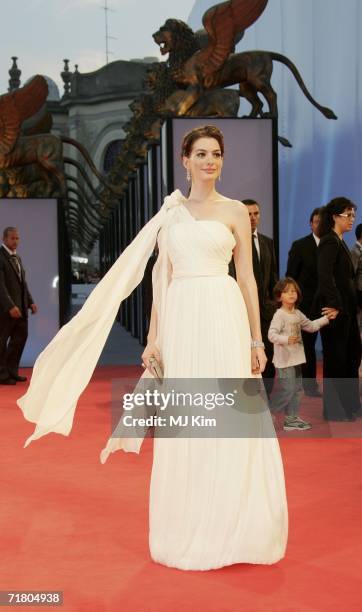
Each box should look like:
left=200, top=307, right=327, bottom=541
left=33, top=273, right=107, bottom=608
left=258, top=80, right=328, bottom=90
left=251, top=340, right=265, bottom=349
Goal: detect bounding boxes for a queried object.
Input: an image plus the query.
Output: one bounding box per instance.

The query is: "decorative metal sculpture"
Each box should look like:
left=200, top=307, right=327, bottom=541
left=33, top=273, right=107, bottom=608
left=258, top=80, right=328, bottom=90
left=0, top=0, right=339, bottom=253
left=108, top=0, right=337, bottom=203
left=0, top=76, right=64, bottom=196
left=0, top=74, right=119, bottom=250
left=153, top=1, right=337, bottom=123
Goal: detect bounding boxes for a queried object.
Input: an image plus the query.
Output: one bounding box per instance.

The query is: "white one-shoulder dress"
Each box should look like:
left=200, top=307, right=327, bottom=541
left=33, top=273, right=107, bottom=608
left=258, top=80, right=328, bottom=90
left=18, top=192, right=288, bottom=571
left=146, top=204, right=288, bottom=570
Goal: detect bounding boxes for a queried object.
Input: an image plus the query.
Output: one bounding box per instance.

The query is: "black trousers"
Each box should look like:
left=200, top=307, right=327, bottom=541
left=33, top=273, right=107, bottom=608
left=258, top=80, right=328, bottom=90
left=261, top=317, right=275, bottom=397
left=320, top=313, right=361, bottom=419
left=0, top=313, right=28, bottom=380
left=301, top=329, right=319, bottom=392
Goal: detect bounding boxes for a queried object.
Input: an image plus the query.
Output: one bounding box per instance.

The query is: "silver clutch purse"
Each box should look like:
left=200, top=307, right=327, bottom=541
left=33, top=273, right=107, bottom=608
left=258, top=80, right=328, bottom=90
left=148, top=357, right=164, bottom=383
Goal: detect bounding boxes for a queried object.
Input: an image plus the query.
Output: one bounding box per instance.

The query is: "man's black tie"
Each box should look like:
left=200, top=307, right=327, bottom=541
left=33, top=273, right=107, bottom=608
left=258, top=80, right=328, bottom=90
left=252, top=234, right=260, bottom=261
left=11, top=254, right=21, bottom=279
left=251, top=234, right=262, bottom=287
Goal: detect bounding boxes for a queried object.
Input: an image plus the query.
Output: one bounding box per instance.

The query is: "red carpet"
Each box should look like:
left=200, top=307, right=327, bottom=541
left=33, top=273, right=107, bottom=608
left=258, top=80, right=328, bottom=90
left=1, top=366, right=362, bottom=611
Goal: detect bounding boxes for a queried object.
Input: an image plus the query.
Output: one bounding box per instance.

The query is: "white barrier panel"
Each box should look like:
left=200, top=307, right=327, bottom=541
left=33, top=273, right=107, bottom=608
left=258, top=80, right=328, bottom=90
left=0, top=198, right=59, bottom=366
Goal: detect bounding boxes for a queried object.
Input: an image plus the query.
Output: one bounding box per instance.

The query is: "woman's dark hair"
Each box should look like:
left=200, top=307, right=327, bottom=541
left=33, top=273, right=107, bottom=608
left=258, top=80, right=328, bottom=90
left=273, top=277, right=302, bottom=307
left=318, top=197, right=357, bottom=236
left=181, top=125, right=224, bottom=158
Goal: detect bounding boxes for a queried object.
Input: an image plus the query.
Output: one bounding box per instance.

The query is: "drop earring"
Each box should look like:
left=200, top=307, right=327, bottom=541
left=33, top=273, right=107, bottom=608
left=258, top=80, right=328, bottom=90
left=186, top=169, right=191, bottom=182
left=218, top=173, right=222, bottom=182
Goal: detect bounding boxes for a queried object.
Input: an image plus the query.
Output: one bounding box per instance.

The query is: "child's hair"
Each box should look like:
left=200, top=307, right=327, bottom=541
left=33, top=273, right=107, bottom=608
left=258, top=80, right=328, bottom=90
left=273, top=277, right=302, bottom=307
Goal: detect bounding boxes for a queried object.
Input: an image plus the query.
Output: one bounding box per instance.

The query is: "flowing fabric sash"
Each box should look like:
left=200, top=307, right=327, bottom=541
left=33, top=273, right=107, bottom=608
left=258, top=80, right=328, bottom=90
left=17, top=190, right=184, bottom=448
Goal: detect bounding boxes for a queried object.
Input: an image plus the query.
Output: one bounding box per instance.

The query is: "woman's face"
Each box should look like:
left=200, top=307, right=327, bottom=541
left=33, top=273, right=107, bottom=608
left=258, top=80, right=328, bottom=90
left=182, top=137, right=223, bottom=184
left=333, top=207, right=356, bottom=234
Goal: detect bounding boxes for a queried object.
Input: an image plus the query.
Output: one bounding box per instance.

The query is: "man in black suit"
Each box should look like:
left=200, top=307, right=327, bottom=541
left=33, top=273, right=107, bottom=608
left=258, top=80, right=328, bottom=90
left=286, top=208, right=323, bottom=396
left=244, top=199, right=279, bottom=396
left=0, top=227, right=37, bottom=385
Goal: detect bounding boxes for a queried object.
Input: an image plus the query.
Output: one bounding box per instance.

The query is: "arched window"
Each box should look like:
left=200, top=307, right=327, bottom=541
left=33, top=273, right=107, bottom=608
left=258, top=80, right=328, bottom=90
left=102, top=140, right=123, bottom=174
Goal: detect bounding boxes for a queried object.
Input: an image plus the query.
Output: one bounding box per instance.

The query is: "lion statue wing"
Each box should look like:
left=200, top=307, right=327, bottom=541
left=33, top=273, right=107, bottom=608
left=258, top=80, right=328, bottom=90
left=0, top=75, right=48, bottom=155
left=196, top=0, right=268, bottom=75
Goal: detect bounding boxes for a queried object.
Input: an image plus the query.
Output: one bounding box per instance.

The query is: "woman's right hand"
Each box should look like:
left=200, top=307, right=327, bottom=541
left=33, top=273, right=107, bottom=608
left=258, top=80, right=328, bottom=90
left=251, top=347, right=267, bottom=375
left=141, top=342, right=162, bottom=374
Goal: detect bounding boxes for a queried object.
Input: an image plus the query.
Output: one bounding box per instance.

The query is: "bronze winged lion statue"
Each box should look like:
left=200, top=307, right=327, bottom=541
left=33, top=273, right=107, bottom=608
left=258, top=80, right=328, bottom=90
left=0, top=76, right=121, bottom=198
left=153, top=0, right=337, bottom=126
left=0, top=76, right=66, bottom=195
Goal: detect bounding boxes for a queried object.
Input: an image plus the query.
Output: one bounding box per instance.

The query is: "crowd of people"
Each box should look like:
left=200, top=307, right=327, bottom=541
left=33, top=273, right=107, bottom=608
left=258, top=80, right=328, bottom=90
left=5, top=124, right=361, bottom=571
left=2, top=198, right=361, bottom=429
left=246, top=197, right=362, bottom=430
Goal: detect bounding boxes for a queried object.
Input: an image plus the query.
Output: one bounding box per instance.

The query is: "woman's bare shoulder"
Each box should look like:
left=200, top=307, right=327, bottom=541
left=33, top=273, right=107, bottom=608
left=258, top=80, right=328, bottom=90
left=220, top=199, right=249, bottom=233
left=220, top=197, right=246, bottom=206
left=217, top=197, right=247, bottom=210
left=226, top=199, right=248, bottom=218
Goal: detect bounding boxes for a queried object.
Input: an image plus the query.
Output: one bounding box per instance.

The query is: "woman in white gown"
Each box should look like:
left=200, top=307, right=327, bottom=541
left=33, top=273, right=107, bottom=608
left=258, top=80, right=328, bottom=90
left=105, top=125, right=288, bottom=569
left=18, top=125, right=288, bottom=571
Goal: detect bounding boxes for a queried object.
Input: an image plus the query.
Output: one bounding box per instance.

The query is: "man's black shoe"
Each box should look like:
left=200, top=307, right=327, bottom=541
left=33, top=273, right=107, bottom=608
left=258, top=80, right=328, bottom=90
left=10, top=375, right=27, bottom=382
left=0, top=378, right=16, bottom=385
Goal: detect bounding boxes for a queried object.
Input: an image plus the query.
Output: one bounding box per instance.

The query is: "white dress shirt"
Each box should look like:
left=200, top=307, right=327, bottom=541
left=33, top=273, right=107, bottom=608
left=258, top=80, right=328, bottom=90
left=2, top=243, right=16, bottom=256
left=2, top=243, right=21, bottom=277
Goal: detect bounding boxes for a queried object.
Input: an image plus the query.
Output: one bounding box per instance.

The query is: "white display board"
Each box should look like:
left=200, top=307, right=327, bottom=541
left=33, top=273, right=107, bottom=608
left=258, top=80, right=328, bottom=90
left=0, top=198, right=59, bottom=366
